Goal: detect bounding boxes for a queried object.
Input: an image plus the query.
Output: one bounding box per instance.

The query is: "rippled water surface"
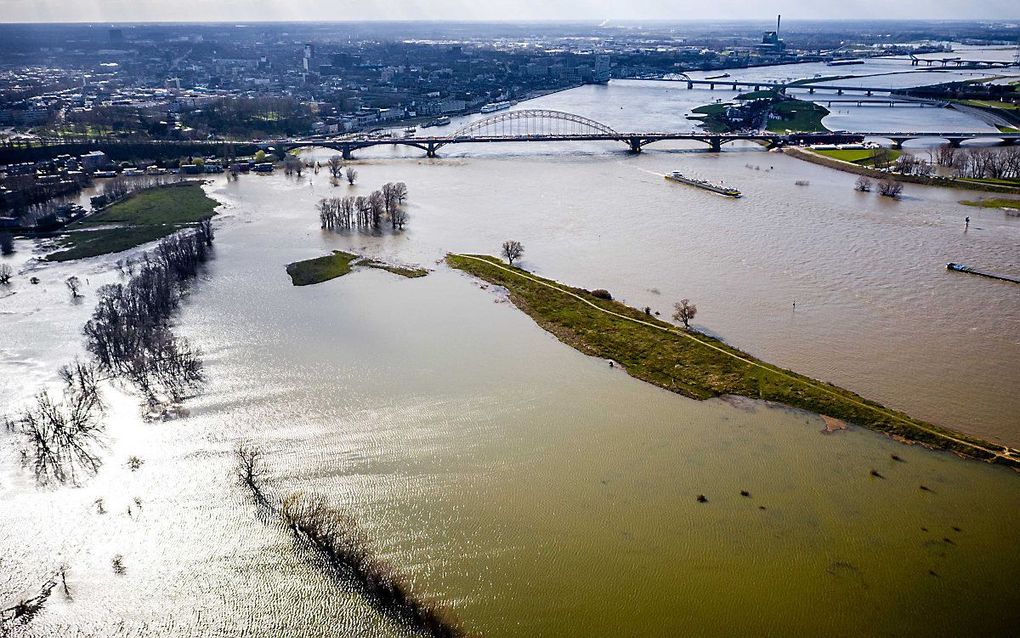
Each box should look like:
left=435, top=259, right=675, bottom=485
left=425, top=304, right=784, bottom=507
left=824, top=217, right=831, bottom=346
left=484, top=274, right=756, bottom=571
left=2, top=76, right=1019, bottom=636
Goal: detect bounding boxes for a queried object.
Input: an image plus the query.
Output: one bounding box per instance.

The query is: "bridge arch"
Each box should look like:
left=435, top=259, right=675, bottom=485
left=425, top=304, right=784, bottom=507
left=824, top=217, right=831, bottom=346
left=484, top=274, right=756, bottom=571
left=451, top=109, right=619, bottom=138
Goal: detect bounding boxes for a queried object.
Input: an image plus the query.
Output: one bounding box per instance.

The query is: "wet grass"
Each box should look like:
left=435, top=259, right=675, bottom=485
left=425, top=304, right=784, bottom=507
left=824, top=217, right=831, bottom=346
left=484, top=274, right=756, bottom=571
left=959, top=197, right=1020, bottom=209
left=46, top=226, right=180, bottom=262
left=815, top=148, right=902, bottom=166
left=446, top=254, right=1018, bottom=467
left=286, top=251, right=358, bottom=286
left=362, top=259, right=429, bottom=279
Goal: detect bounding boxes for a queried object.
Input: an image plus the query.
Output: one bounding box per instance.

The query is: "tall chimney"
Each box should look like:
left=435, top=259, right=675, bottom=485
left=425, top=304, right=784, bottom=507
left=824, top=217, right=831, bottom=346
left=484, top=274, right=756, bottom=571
left=777, top=14, right=781, bottom=39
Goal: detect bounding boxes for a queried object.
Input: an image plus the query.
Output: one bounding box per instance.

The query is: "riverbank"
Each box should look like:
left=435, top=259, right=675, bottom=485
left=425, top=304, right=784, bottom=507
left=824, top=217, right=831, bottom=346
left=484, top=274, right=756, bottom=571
left=783, top=146, right=1020, bottom=195
left=447, top=253, right=1019, bottom=467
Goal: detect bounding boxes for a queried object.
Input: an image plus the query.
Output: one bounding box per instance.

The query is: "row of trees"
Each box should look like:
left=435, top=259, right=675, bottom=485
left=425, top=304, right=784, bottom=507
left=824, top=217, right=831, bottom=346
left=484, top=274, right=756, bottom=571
left=84, top=224, right=213, bottom=406
left=936, top=146, right=1020, bottom=180
left=317, top=182, right=408, bottom=231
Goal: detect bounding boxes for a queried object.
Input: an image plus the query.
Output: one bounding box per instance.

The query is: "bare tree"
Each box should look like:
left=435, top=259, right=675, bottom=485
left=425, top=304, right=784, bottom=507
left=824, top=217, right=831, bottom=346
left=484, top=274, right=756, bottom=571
left=870, top=147, right=895, bottom=169
left=0, top=263, right=11, bottom=284
left=877, top=179, right=904, bottom=199
left=66, top=276, right=82, bottom=298
left=854, top=175, right=873, bottom=192
left=234, top=443, right=268, bottom=503
left=935, top=144, right=957, bottom=167
left=501, top=240, right=524, bottom=266
left=328, top=155, right=344, bottom=179
left=672, top=299, right=697, bottom=329
left=345, top=167, right=358, bottom=185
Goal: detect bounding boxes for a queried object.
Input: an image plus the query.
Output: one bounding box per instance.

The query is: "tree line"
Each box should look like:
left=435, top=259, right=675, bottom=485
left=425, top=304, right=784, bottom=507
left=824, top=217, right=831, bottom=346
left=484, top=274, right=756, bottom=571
left=5, top=223, right=216, bottom=486
left=318, top=182, right=408, bottom=231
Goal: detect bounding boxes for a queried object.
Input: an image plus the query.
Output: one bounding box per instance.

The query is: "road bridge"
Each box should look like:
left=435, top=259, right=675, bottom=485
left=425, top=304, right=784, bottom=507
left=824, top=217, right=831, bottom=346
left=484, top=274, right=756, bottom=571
left=279, top=109, right=865, bottom=158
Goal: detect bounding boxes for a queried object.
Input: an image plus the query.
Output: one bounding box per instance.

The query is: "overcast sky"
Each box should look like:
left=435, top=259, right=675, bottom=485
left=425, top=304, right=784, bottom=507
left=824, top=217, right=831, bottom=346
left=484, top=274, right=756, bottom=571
left=0, top=0, right=1017, bottom=23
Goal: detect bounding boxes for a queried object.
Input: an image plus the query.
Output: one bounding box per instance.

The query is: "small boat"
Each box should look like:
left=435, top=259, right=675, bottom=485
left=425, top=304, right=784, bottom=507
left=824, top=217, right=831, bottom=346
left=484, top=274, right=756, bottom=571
left=665, top=171, right=742, bottom=198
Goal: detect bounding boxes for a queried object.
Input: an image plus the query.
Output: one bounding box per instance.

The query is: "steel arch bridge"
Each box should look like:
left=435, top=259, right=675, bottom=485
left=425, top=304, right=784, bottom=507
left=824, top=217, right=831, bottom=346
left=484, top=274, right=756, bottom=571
left=451, top=109, right=619, bottom=138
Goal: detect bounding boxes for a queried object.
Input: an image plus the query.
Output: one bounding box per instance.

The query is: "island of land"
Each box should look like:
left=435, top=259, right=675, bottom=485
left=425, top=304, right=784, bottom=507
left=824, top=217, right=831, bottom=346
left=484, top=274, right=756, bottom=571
left=287, top=251, right=428, bottom=286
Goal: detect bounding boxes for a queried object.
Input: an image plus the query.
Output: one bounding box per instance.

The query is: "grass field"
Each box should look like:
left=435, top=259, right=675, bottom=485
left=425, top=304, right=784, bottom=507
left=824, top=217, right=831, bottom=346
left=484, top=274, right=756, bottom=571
left=286, top=251, right=359, bottom=286
left=960, top=99, right=1020, bottom=111
left=766, top=100, right=830, bottom=133
left=815, top=148, right=902, bottom=166
left=447, top=254, right=1016, bottom=466
left=82, top=183, right=218, bottom=226
left=47, top=183, right=218, bottom=261
left=960, top=197, right=1020, bottom=208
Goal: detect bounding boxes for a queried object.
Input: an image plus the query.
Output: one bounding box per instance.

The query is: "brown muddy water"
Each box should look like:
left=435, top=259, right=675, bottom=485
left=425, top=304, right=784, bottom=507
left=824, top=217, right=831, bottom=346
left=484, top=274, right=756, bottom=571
left=2, top=80, right=1019, bottom=637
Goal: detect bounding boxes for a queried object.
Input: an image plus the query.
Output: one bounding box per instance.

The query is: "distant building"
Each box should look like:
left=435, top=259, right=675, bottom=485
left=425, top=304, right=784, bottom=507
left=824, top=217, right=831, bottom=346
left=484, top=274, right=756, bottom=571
left=79, top=151, right=108, bottom=173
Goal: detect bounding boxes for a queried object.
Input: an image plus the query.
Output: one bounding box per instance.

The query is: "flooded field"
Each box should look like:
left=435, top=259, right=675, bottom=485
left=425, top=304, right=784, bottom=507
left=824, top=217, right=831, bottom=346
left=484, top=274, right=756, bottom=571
left=2, top=76, right=1019, bottom=636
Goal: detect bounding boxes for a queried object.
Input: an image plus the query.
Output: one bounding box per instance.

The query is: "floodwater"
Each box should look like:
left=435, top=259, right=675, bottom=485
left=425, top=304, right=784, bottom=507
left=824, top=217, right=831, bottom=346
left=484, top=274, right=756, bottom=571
left=2, top=76, right=1019, bottom=637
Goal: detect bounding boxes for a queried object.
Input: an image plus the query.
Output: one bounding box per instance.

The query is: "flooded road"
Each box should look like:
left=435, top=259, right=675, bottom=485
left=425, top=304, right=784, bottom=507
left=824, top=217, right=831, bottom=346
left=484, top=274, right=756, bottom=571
left=2, top=77, right=1019, bottom=636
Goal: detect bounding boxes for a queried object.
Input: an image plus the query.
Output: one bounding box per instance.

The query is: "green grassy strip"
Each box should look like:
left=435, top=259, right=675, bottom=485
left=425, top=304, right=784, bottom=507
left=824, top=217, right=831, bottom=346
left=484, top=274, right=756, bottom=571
left=959, top=197, right=1020, bottom=208
left=447, top=254, right=1018, bottom=467
left=814, top=148, right=902, bottom=165
left=46, top=226, right=180, bottom=262
left=286, top=251, right=359, bottom=286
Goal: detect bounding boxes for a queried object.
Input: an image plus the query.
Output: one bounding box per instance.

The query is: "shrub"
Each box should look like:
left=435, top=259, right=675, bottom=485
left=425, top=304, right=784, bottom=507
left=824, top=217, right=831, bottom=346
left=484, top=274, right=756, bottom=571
left=591, top=289, right=613, bottom=300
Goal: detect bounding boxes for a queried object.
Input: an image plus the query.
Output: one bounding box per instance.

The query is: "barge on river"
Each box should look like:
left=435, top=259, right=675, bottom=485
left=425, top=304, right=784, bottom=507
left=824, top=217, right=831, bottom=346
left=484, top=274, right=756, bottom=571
left=665, top=171, right=742, bottom=198
left=946, top=262, right=1020, bottom=284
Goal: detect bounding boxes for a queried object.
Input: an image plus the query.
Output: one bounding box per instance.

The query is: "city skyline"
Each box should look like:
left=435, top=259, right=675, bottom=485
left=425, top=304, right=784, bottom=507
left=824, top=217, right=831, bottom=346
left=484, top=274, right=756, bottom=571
left=1, top=0, right=1019, bottom=23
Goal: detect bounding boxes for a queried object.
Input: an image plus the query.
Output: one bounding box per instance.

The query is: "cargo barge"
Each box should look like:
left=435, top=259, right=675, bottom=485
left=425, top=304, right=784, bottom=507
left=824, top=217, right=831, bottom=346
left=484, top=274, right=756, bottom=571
left=665, top=171, right=742, bottom=198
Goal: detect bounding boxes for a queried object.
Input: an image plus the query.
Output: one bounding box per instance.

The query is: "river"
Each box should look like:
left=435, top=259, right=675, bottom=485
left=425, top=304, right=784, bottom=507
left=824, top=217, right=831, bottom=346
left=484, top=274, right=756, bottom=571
left=1, top=71, right=1019, bottom=637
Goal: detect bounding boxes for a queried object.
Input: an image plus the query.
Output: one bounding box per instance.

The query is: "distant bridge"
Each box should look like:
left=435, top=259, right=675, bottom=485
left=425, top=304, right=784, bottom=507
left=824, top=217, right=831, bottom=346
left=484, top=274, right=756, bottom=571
left=658, top=74, right=921, bottom=97
left=280, top=109, right=1020, bottom=157
left=281, top=109, right=866, bottom=158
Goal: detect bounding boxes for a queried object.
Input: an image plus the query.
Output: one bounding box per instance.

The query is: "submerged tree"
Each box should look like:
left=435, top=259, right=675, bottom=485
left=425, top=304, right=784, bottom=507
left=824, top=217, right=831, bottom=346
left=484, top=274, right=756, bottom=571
left=328, top=155, right=344, bottom=179
left=0, top=263, right=11, bottom=284
left=672, top=298, right=697, bottom=329
left=501, top=240, right=524, bottom=266
left=345, top=167, right=358, bottom=185
left=854, top=175, right=873, bottom=192
left=877, top=179, right=904, bottom=199
left=65, top=276, right=82, bottom=299
left=16, top=362, right=105, bottom=486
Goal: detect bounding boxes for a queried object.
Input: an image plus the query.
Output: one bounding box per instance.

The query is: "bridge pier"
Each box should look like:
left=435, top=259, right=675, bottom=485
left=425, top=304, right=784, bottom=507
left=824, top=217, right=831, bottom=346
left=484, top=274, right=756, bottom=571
left=708, top=137, right=722, bottom=152
left=731, top=83, right=738, bottom=91
left=947, top=138, right=963, bottom=148
left=890, top=138, right=906, bottom=149
left=341, top=144, right=353, bottom=160
left=687, top=81, right=693, bottom=89
left=426, top=141, right=438, bottom=158
left=709, top=83, right=715, bottom=90
left=837, top=89, right=844, bottom=95
left=866, top=90, right=873, bottom=96
left=628, top=137, right=644, bottom=153
left=808, top=87, right=815, bottom=94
